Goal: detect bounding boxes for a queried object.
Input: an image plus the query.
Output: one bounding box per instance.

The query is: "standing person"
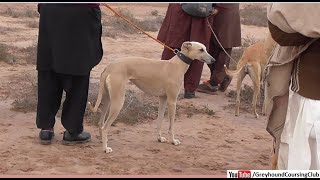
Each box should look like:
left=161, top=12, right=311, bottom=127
left=265, top=3, right=320, bottom=170
left=197, top=3, right=241, bottom=94
left=157, top=3, right=215, bottom=99
left=36, top=3, right=103, bottom=145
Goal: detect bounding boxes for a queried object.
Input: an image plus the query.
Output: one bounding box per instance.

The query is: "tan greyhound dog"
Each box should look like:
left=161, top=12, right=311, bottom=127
left=224, top=33, right=276, bottom=118
left=88, top=41, right=215, bottom=153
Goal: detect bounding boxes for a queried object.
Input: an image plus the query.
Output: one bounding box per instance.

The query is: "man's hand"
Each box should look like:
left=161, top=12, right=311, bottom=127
left=210, top=8, right=219, bottom=16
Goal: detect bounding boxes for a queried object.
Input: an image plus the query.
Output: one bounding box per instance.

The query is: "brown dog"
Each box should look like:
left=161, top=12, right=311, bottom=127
left=224, top=33, right=276, bottom=118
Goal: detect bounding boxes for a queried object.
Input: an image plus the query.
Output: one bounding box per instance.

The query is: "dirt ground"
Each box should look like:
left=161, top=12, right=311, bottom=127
left=0, top=3, right=273, bottom=176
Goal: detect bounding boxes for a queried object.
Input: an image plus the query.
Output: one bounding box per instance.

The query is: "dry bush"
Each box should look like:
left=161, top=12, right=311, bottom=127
left=105, top=8, right=163, bottom=34
left=11, top=73, right=38, bottom=113
left=102, top=29, right=117, bottom=39
left=21, top=43, right=37, bottom=65
left=0, top=44, right=11, bottom=63
left=225, top=84, right=265, bottom=113
left=178, top=103, right=216, bottom=118
left=0, top=43, right=16, bottom=64
left=86, top=87, right=159, bottom=126
left=240, top=5, right=267, bottom=27
left=150, top=10, right=159, bottom=16
left=26, top=20, right=39, bottom=28
left=1, top=8, right=39, bottom=18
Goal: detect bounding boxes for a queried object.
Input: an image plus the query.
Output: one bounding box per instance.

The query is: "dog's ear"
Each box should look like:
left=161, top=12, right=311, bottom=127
left=182, top=42, right=192, bottom=51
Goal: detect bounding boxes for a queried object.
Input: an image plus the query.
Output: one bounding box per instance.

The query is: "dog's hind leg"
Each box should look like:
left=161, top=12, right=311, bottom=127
left=99, top=90, right=110, bottom=143
left=101, top=76, right=126, bottom=153
left=248, top=64, right=261, bottom=118
left=157, top=95, right=167, bottom=143
left=235, top=68, right=246, bottom=116
left=167, top=91, right=180, bottom=145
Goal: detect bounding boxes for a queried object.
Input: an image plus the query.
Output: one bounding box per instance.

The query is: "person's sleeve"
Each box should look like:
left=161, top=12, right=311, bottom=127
left=268, top=20, right=312, bottom=46
left=268, top=3, right=320, bottom=38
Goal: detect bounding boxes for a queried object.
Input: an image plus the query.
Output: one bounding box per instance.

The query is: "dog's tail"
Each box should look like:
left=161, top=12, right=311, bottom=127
left=224, top=60, right=246, bottom=77
left=88, top=68, right=108, bottom=113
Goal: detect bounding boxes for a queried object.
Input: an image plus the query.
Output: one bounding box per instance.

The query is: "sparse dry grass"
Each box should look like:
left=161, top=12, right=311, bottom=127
left=102, top=8, right=164, bottom=36
left=225, top=84, right=265, bottom=113
left=178, top=103, right=217, bottom=118
left=150, top=10, right=159, bottom=16
left=10, top=73, right=38, bottom=113
left=240, top=5, right=267, bottom=27
left=21, top=43, right=37, bottom=65
left=26, top=20, right=38, bottom=28
left=102, top=29, right=117, bottom=39
left=1, top=8, right=39, bottom=18
left=0, top=43, right=16, bottom=64
left=0, top=44, right=10, bottom=62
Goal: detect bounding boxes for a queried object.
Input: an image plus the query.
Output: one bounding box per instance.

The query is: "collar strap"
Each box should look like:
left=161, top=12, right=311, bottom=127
left=174, top=49, right=193, bottom=65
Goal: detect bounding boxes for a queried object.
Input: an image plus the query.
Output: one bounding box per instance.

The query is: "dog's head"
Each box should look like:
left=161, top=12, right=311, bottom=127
left=180, top=41, right=215, bottom=64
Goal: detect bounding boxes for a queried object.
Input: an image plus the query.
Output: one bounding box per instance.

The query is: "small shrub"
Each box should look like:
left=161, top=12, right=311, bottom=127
left=150, top=10, right=159, bottom=16
left=240, top=5, right=267, bottom=27
left=22, top=43, right=37, bottom=65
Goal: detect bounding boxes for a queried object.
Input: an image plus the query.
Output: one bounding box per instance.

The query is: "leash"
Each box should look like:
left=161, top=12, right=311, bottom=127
left=206, top=18, right=238, bottom=65
left=101, top=3, right=178, bottom=54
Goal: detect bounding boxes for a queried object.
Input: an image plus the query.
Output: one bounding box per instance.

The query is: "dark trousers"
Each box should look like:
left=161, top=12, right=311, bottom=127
left=208, top=43, right=232, bottom=85
left=36, top=70, right=90, bottom=134
left=161, top=48, right=204, bottom=93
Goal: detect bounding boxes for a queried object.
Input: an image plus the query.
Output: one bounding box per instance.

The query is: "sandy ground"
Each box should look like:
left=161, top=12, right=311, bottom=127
left=0, top=3, right=273, bottom=176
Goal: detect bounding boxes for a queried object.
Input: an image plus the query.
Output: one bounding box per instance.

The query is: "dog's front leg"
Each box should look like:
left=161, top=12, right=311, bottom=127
left=167, top=99, right=180, bottom=145
left=157, top=96, right=167, bottom=143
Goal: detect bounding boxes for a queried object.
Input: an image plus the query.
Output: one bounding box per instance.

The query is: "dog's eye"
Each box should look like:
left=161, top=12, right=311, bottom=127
left=199, top=48, right=204, bottom=52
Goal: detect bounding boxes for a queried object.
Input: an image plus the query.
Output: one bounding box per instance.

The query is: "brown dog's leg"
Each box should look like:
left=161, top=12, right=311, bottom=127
left=248, top=64, right=261, bottom=118
left=235, top=69, right=246, bottom=116
left=271, top=153, right=278, bottom=170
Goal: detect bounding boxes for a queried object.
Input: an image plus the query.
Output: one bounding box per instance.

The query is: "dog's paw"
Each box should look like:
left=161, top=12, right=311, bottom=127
left=172, top=139, right=181, bottom=145
left=105, top=147, right=113, bottom=153
left=157, top=136, right=167, bottom=143
left=255, top=114, right=259, bottom=119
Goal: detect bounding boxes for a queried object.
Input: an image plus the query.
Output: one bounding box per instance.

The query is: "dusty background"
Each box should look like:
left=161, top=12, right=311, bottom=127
left=0, top=3, right=273, bottom=176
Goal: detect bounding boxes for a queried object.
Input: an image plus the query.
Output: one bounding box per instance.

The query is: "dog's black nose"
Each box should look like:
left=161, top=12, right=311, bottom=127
left=208, top=58, right=215, bottom=64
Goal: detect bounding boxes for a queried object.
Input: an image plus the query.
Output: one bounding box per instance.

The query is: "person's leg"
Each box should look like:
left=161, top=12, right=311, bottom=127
left=36, top=70, right=63, bottom=144
left=309, top=98, right=320, bottom=170
left=218, top=48, right=233, bottom=92
left=196, top=44, right=220, bottom=94
left=58, top=73, right=91, bottom=144
left=207, top=43, right=220, bottom=86
left=184, top=60, right=204, bottom=98
left=211, top=47, right=232, bottom=88
left=309, top=125, right=320, bottom=169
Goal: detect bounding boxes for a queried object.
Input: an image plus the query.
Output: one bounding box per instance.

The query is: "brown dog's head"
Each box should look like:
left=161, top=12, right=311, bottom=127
left=180, top=41, right=215, bottom=64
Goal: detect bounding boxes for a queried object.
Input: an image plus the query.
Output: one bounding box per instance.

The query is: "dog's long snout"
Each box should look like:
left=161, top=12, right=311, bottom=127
left=205, top=54, right=215, bottom=64
left=208, top=57, right=216, bottom=64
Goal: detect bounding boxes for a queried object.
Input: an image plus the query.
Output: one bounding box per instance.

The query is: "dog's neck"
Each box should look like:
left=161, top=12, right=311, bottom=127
left=175, top=51, right=193, bottom=65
